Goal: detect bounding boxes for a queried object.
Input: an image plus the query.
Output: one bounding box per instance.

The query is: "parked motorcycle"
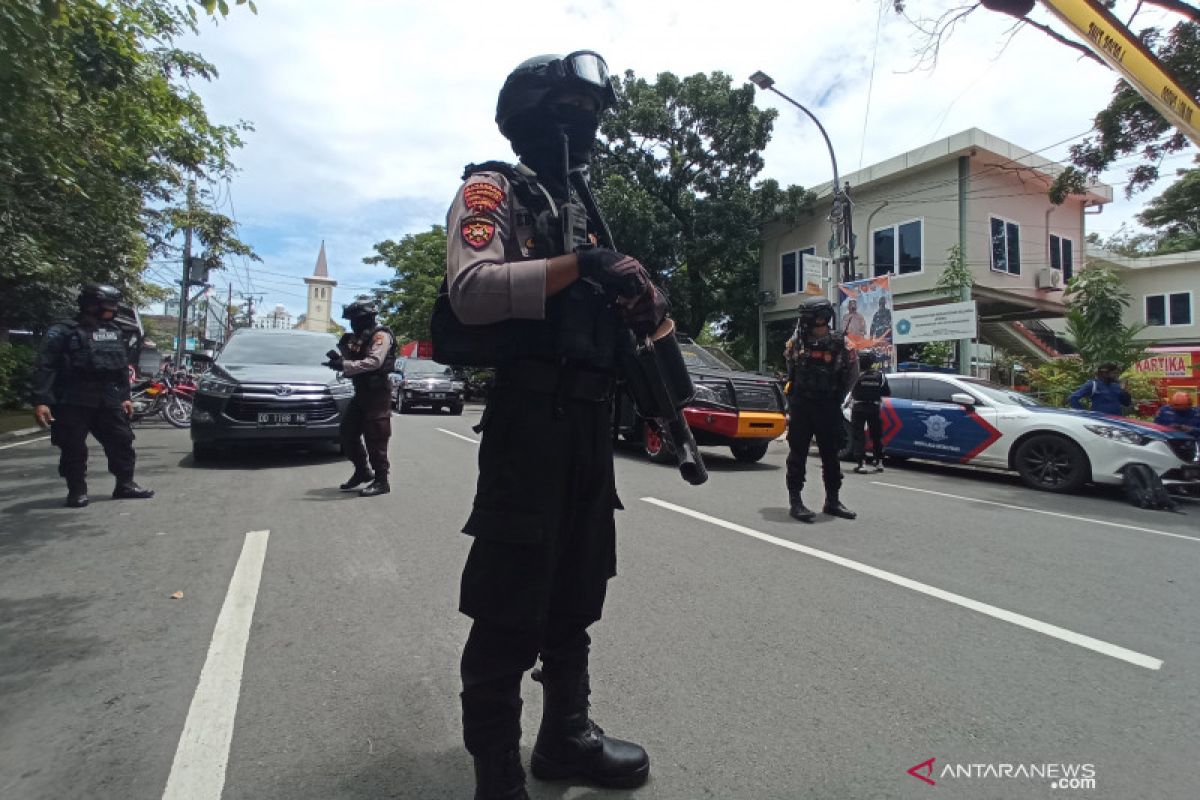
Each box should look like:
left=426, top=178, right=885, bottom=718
left=130, top=370, right=195, bottom=428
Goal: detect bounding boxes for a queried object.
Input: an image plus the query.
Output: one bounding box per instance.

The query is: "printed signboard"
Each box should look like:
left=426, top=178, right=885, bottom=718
left=892, top=301, right=978, bottom=345
left=837, top=275, right=893, bottom=367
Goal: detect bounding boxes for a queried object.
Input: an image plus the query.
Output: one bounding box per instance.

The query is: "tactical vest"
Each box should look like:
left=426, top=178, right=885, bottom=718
left=62, top=320, right=130, bottom=376
left=344, top=325, right=397, bottom=391
left=854, top=370, right=885, bottom=403
left=431, top=161, right=619, bottom=370
left=790, top=333, right=846, bottom=400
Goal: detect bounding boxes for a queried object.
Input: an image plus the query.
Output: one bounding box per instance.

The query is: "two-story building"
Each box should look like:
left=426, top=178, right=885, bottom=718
left=1084, top=248, right=1199, bottom=346
left=758, top=128, right=1113, bottom=371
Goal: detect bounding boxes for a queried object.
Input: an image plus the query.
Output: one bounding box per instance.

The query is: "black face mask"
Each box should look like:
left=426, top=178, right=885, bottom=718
left=509, top=106, right=599, bottom=175
left=351, top=316, right=374, bottom=335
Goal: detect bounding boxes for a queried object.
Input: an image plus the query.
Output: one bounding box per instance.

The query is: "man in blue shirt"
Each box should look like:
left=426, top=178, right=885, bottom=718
left=1069, top=362, right=1131, bottom=416
left=1154, top=392, right=1200, bottom=435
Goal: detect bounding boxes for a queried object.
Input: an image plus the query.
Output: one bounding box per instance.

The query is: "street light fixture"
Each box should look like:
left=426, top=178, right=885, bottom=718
left=750, top=69, right=855, bottom=283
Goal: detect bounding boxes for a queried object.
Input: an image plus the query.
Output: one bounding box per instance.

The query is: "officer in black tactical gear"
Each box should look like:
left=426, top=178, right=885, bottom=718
left=324, top=297, right=396, bottom=497
left=443, top=51, right=664, bottom=800
left=849, top=350, right=890, bottom=473
left=784, top=295, right=859, bottom=522
left=31, top=284, right=154, bottom=508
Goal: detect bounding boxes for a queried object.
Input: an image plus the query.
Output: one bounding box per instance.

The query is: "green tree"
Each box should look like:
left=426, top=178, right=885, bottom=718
left=594, top=70, right=811, bottom=365
left=1064, top=265, right=1149, bottom=371
left=1135, top=164, right=1200, bottom=252
left=916, top=339, right=955, bottom=366
left=0, top=0, right=255, bottom=335
left=366, top=226, right=447, bottom=343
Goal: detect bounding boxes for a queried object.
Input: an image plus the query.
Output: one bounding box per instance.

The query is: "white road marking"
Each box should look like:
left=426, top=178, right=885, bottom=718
left=162, top=530, right=271, bottom=800
left=437, top=427, right=480, bottom=444
left=641, top=497, right=1163, bottom=671
left=872, top=481, right=1200, bottom=544
left=0, top=436, right=50, bottom=450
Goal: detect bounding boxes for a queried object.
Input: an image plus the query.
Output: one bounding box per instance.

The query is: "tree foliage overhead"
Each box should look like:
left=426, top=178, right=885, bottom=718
left=593, top=70, right=811, bottom=365
left=0, top=0, right=254, bottom=333
left=366, top=226, right=447, bottom=344
left=894, top=2, right=1199, bottom=198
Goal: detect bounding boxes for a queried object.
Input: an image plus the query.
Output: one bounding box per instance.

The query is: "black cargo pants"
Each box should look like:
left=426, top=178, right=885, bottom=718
left=785, top=394, right=845, bottom=500
left=459, top=369, right=618, bottom=756
left=340, top=383, right=392, bottom=478
left=850, top=401, right=884, bottom=465
left=50, top=404, right=137, bottom=490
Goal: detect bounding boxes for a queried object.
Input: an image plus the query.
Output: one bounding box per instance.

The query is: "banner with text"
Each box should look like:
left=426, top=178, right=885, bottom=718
left=837, top=275, right=893, bottom=367
left=893, top=300, right=978, bottom=345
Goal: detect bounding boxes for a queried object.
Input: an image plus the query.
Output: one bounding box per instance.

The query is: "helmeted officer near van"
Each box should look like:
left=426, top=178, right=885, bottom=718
left=31, top=283, right=155, bottom=508
left=442, top=50, right=665, bottom=800
left=785, top=294, right=859, bottom=522
left=325, top=297, right=396, bottom=497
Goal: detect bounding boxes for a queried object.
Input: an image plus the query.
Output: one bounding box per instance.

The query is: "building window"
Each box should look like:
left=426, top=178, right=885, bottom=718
left=1146, top=292, right=1193, bottom=326
left=872, top=220, right=922, bottom=277
left=1049, top=234, right=1074, bottom=282
left=990, top=217, right=1021, bottom=275
left=780, top=246, right=815, bottom=295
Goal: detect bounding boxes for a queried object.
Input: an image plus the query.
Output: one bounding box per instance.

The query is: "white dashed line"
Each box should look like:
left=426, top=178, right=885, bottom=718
left=871, top=481, right=1200, bottom=544
left=162, top=530, right=270, bottom=800
left=0, top=436, right=50, bottom=450
left=641, top=497, right=1163, bottom=671
left=437, top=428, right=480, bottom=444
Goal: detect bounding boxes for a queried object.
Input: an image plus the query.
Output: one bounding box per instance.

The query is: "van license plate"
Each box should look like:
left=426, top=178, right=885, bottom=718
left=258, top=412, right=306, bottom=426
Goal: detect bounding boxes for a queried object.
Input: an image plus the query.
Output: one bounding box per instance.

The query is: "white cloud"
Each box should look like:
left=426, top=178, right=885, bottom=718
left=179, top=0, right=1196, bottom=317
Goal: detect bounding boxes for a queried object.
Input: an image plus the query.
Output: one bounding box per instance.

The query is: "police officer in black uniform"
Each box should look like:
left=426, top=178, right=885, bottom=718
left=324, top=298, right=396, bottom=497
left=785, top=295, right=858, bottom=522
left=850, top=350, right=890, bottom=473
left=443, top=51, right=665, bottom=800
left=31, top=284, right=154, bottom=508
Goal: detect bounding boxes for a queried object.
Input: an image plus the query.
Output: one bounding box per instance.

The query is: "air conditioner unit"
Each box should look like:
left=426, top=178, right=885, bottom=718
left=1035, top=268, right=1063, bottom=290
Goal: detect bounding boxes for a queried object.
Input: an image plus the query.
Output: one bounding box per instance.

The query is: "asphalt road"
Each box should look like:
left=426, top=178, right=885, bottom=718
left=1, top=409, right=1197, bottom=800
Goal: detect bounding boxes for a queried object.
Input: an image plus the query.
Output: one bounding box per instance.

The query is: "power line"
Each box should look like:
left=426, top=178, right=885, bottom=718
left=858, top=0, right=886, bottom=172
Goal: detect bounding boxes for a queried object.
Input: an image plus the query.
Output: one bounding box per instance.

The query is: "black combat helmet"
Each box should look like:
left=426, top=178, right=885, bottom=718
left=796, top=295, right=835, bottom=329
left=341, top=297, right=378, bottom=321
left=78, top=283, right=121, bottom=311
left=496, top=51, right=618, bottom=167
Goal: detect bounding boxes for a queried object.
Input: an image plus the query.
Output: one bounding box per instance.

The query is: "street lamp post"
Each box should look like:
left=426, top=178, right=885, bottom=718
left=749, top=71, right=856, bottom=284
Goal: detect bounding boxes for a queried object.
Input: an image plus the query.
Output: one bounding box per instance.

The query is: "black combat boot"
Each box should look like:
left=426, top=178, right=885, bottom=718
left=359, top=476, right=390, bottom=497
left=530, top=670, right=650, bottom=789
left=789, top=491, right=816, bottom=523
left=339, top=468, right=373, bottom=491
left=823, top=494, right=857, bottom=519
left=66, top=481, right=88, bottom=508
left=472, top=748, right=529, bottom=800
left=112, top=481, right=154, bottom=500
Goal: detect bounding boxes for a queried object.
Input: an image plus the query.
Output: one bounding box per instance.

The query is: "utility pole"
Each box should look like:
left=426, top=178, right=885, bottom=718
left=225, top=285, right=233, bottom=342
left=174, top=180, right=195, bottom=366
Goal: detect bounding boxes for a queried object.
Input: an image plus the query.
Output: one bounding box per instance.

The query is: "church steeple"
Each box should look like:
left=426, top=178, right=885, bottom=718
left=301, top=240, right=337, bottom=332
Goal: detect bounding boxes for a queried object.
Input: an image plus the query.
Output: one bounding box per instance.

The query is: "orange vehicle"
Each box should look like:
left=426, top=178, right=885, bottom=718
left=1133, top=347, right=1200, bottom=415
left=613, top=335, right=788, bottom=464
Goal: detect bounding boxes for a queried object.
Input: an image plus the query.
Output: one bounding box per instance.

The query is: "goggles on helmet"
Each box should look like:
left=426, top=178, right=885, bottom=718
left=549, top=51, right=617, bottom=107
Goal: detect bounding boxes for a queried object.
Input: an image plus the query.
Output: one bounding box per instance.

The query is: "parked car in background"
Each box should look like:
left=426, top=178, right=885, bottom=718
left=842, top=372, right=1200, bottom=494
left=613, top=335, right=787, bottom=464
left=190, top=329, right=351, bottom=461
left=395, top=358, right=465, bottom=414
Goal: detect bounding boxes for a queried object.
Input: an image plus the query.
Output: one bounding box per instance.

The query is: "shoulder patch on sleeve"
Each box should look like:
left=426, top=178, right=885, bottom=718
left=460, top=216, right=497, bottom=250
left=372, top=332, right=387, bottom=347
left=463, top=180, right=506, bottom=213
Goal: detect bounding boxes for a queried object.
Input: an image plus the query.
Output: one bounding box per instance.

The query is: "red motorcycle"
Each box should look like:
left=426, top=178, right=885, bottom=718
left=130, top=369, right=195, bottom=428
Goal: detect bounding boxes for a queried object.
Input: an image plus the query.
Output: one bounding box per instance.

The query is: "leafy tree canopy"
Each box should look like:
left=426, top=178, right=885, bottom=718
left=1064, top=264, right=1148, bottom=371
left=0, top=0, right=255, bottom=333
left=593, top=69, right=812, bottom=367
left=366, top=226, right=447, bottom=344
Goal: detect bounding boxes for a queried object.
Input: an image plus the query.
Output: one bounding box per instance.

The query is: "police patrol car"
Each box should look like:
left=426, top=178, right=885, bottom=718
left=843, top=372, right=1200, bottom=494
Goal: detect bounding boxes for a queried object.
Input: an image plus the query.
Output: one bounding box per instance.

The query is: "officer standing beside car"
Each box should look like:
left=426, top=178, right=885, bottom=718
left=785, top=295, right=859, bottom=522
left=324, top=298, right=396, bottom=497
left=441, top=50, right=666, bottom=800
left=31, top=284, right=154, bottom=508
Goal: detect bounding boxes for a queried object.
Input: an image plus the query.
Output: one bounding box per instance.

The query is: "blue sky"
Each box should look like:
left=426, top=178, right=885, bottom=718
left=160, top=0, right=1196, bottom=320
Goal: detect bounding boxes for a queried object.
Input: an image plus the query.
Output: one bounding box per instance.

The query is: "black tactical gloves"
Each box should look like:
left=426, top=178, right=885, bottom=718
left=575, top=246, right=652, bottom=300
left=323, top=349, right=344, bottom=370
left=575, top=246, right=669, bottom=338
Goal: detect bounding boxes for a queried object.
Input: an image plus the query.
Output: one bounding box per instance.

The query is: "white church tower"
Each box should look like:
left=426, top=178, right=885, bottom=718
left=300, top=241, right=337, bottom=332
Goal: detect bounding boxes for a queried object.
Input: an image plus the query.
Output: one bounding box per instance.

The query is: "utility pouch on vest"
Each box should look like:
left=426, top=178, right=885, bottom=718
left=431, top=278, right=518, bottom=367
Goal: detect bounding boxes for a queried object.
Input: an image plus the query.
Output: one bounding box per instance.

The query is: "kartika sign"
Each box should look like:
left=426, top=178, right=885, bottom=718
left=1134, top=353, right=1194, bottom=378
